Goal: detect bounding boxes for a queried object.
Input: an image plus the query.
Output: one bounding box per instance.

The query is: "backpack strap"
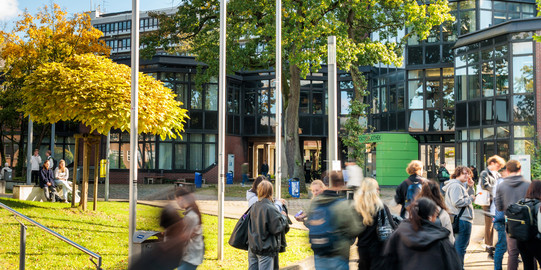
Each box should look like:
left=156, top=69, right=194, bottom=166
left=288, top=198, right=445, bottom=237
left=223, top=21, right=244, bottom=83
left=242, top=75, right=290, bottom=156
left=456, top=206, right=466, bottom=220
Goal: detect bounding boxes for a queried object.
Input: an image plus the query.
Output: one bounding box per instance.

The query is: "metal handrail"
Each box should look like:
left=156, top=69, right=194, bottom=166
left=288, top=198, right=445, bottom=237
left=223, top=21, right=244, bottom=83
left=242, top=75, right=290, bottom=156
left=0, top=202, right=102, bottom=270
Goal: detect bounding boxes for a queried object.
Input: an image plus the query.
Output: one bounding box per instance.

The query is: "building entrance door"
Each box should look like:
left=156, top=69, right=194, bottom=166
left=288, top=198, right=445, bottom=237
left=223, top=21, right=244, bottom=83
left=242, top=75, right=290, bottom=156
left=420, top=144, right=455, bottom=180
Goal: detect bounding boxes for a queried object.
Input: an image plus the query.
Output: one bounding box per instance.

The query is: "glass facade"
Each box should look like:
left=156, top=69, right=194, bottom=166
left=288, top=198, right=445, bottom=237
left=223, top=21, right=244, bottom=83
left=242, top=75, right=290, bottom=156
left=454, top=31, right=536, bottom=167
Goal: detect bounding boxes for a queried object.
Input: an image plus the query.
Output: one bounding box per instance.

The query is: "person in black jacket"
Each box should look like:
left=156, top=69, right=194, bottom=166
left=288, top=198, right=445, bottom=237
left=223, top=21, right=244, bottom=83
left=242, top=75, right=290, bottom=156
left=395, top=160, right=425, bottom=218
left=354, top=177, right=395, bottom=270
left=383, top=197, right=461, bottom=270
left=247, top=180, right=289, bottom=270
left=39, top=160, right=59, bottom=202
left=516, top=180, right=541, bottom=270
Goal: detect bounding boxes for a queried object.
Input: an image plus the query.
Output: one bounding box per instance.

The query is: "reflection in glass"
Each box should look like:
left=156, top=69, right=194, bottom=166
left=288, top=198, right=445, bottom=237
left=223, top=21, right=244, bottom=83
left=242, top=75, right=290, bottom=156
left=300, top=92, right=309, bottom=114
left=408, top=70, right=423, bottom=79
left=389, top=85, right=397, bottom=111
left=397, top=84, right=405, bottom=110
left=467, top=66, right=480, bottom=99
left=480, top=10, right=492, bottom=29
left=313, top=92, right=324, bottom=114
left=205, top=84, right=218, bottom=110
left=514, top=140, right=534, bottom=156
left=189, top=144, right=202, bottom=170
left=109, top=143, right=120, bottom=169
left=426, top=80, right=440, bottom=108
left=513, top=56, right=533, bottom=93
left=408, top=81, right=423, bottom=109
left=159, top=143, right=172, bottom=170
left=409, top=110, right=424, bottom=131
left=204, top=144, right=216, bottom=168
left=460, top=9, right=477, bottom=35
left=512, top=42, right=533, bottom=55
left=495, top=58, right=508, bottom=95
left=514, top=125, right=534, bottom=137
left=426, top=45, right=440, bottom=64
left=483, top=100, right=493, bottom=125
left=245, top=91, right=256, bottom=115
left=408, top=47, right=423, bottom=65
left=468, top=101, right=480, bottom=127
left=456, top=68, right=467, bottom=101
left=497, top=141, right=509, bottom=160
left=494, top=98, right=508, bottom=123
left=426, top=110, right=441, bottom=131
left=174, top=144, right=186, bottom=170
left=497, top=126, right=509, bottom=138
left=381, top=87, right=387, bottom=113
left=442, top=110, right=455, bottom=131
left=494, top=45, right=508, bottom=58
left=513, top=95, right=534, bottom=122
left=191, top=85, right=202, bottom=109
left=483, top=127, right=494, bottom=139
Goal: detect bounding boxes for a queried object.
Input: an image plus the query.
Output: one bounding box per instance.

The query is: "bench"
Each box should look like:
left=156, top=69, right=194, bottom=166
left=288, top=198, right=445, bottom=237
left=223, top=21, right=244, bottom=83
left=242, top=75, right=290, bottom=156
left=144, top=175, right=165, bottom=184
left=174, top=180, right=196, bottom=192
left=13, top=184, right=79, bottom=203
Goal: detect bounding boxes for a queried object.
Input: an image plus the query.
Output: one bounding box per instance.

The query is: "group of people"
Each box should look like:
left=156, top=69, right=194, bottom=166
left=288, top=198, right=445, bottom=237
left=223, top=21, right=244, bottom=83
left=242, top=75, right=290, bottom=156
left=31, top=149, right=74, bottom=202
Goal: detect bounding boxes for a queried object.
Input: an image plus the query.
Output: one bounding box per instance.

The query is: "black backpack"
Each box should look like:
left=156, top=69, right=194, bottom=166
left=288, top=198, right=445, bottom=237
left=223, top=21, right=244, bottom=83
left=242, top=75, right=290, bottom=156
left=307, top=199, right=343, bottom=255
left=505, top=199, right=539, bottom=241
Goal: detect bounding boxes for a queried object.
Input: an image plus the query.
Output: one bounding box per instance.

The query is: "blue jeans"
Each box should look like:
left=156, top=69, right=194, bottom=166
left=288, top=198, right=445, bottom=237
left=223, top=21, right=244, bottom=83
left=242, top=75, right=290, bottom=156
left=454, top=219, right=472, bottom=269
left=493, top=222, right=507, bottom=270
left=314, top=255, right=349, bottom=270
left=248, top=249, right=275, bottom=270
left=178, top=261, right=198, bottom=270
left=242, top=173, right=249, bottom=185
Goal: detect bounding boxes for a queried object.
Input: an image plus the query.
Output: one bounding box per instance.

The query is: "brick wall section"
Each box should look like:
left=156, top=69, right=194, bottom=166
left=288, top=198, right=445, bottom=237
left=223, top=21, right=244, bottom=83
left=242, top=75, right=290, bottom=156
left=536, top=32, right=541, bottom=142
left=105, top=135, right=247, bottom=184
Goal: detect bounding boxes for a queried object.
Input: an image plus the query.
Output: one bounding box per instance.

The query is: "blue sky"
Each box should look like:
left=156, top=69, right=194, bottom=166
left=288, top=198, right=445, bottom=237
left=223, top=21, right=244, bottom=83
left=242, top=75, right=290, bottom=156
left=1, top=0, right=180, bottom=27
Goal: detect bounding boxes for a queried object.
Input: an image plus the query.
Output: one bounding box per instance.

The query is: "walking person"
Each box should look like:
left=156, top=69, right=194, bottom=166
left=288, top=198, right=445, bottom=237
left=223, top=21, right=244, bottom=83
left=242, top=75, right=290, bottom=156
left=354, top=178, right=395, bottom=270
left=54, top=159, right=73, bottom=203
left=383, top=197, right=461, bottom=270
left=40, top=160, right=59, bottom=202
left=416, top=180, right=454, bottom=243
left=492, top=169, right=508, bottom=270
left=495, top=160, right=532, bottom=270
left=242, top=162, right=249, bottom=187
left=479, top=155, right=505, bottom=259
left=300, top=171, right=363, bottom=269
left=175, top=188, right=204, bottom=270
left=516, top=180, right=541, bottom=270
left=30, top=149, right=42, bottom=185
left=437, top=162, right=451, bottom=193
left=395, top=160, right=425, bottom=218
left=247, top=180, right=289, bottom=270
left=261, top=160, right=269, bottom=178
left=443, top=166, right=475, bottom=269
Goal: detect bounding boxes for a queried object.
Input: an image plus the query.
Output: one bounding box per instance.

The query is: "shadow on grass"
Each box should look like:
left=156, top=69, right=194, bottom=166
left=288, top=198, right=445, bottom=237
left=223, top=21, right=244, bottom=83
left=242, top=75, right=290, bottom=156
left=0, top=198, right=53, bottom=210
left=32, top=215, right=126, bottom=229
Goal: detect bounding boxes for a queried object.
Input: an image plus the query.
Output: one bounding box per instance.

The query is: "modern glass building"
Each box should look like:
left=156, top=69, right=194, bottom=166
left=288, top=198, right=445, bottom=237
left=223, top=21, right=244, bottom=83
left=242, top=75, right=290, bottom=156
left=22, top=1, right=536, bottom=185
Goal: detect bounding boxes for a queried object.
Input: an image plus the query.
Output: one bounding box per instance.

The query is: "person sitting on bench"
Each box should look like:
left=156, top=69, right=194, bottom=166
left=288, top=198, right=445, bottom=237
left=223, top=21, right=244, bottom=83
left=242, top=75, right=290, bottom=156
left=54, top=159, right=72, bottom=203
left=40, top=160, right=60, bottom=202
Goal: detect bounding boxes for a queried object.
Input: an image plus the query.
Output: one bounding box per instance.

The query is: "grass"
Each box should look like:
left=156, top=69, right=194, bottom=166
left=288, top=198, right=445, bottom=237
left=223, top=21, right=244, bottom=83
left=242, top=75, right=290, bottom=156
left=0, top=198, right=312, bottom=270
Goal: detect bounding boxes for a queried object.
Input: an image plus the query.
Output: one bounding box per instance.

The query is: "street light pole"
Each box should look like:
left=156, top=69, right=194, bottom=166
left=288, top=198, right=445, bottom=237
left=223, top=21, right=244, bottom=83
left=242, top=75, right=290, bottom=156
left=128, top=0, right=139, bottom=266
left=217, top=0, right=227, bottom=261
left=275, top=0, right=282, bottom=199
left=26, top=119, right=33, bottom=185
left=327, top=36, right=338, bottom=184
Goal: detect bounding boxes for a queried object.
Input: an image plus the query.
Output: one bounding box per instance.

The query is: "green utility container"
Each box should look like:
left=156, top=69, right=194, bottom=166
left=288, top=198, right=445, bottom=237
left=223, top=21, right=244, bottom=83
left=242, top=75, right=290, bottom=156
left=359, top=133, right=418, bottom=186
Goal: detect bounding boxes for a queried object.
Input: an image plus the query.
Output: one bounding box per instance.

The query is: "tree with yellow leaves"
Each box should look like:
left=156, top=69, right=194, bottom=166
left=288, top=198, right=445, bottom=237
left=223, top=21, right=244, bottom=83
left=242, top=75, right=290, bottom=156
left=0, top=4, right=110, bottom=177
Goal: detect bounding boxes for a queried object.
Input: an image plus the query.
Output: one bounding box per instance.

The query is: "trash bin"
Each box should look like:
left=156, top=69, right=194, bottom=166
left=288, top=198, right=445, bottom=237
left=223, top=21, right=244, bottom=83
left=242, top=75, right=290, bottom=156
left=288, top=178, right=300, bottom=198
left=133, top=230, right=162, bottom=259
left=226, top=172, right=233, bottom=185
left=3, top=169, right=12, bottom=181
left=194, top=172, right=202, bottom=188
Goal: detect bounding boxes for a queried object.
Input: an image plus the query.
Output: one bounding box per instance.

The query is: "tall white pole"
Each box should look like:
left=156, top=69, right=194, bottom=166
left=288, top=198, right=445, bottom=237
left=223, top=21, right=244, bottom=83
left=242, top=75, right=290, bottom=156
left=51, top=124, right=55, bottom=159
left=26, top=119, right=33, bottom=185
left=327, top=36, right=338, bottom=182
left=217, top=0, right=226, bottom=261
left=275, top=0, right=282, bottom=199
left=128, top=0, right=139, bottom=266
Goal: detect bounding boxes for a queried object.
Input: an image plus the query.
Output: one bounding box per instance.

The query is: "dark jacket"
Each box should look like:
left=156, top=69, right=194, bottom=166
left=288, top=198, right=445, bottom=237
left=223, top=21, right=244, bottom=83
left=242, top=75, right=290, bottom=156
left=495, top=175, right=531, bottom=212
left=304, top=189, right=364, bottom=259
left=248, top=198, right=288, bottom=256
left=480, top=169, right=500, bottom=195
left=39, top=168, right=56, bottom=188
left=383, top=220, right=461, bottom=270
left=437, top=167, right=450, bottom=183
left=395, top=174, right=424, bottom=218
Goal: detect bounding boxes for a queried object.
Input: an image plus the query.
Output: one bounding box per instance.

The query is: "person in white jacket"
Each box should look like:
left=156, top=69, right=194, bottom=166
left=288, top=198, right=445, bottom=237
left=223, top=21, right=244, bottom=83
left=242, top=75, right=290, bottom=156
left=30, top=149, right=42, bottom=185
left=54, top=159, right=73, bottom=202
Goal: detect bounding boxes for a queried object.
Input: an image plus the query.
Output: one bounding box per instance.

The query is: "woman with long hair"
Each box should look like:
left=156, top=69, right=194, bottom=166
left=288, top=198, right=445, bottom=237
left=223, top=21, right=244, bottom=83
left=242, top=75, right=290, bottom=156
left=354, top=178, right=392, bottom=270
left=416, top=180, right=454, bottom=243
left=516, top=180, right=541, bottom=270
left=384, top=198, right=461, bottom=270
left=247, top=176, right=285, bottom=211
left=247, top=180, right=289, bottom=270
left=54, top=159, right=73, bottom=203
left=175, top=188, right=204, bottom=270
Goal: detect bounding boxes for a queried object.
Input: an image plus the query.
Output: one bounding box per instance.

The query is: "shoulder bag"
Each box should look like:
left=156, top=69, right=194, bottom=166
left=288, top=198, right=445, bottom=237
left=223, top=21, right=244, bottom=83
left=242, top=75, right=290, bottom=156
left=228, top=206, right=251, bottom=250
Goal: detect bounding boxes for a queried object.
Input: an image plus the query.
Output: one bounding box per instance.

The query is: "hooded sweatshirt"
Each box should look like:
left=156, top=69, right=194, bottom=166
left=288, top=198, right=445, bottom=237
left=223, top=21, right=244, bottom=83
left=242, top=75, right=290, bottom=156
left=495, top=175, right=531, bottom=212
left=383, top=220, right=461, bottom=270
left=442, top=179, right=474, bottom=222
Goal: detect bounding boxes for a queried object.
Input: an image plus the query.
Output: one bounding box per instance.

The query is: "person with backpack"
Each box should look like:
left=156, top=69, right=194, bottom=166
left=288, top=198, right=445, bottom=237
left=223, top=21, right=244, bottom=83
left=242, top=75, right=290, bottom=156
left=416, top=180, right=454, bottom=244
left=495, top=160, right=531, bottom=270
left=514, top=180, right=541, bottom=270
left=383, top=197, right=461, bottom=270
left=491, top=169, right=508, bottom=270
left=442, top=166, right=475, bottom=269
left=437, top=162, right=451, bottom=192
left=478, top=155, right=506, bottom=260
left=302, top=170, right=363, bottom=270
left=395, top=160, right=425, bottom=218
left=353, top=178, right=396, bottom=270
left=247, top=180, right=289, bottom=270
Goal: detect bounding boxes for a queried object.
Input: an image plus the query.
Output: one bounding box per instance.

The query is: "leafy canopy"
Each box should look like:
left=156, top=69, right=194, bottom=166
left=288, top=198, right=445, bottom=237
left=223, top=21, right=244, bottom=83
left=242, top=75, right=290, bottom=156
left=20, top=54, right=188, bottom=139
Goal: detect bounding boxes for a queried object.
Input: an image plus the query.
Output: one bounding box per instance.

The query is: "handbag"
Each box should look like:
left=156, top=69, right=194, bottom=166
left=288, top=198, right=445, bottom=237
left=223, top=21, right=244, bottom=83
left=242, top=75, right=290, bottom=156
left=228, top=206, right=251, bottom=250
left=377, top=206, right=396, bottom=242
left=474, top=183, right=491, bottom=206
left=452, top=207, right=466, bottom=234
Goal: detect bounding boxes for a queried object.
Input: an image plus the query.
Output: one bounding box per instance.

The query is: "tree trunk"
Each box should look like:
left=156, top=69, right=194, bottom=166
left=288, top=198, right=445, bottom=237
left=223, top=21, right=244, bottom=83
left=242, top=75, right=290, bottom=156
left=284, top=64, right=307, bottom=192
left=16, top=117, right=27, bottom=177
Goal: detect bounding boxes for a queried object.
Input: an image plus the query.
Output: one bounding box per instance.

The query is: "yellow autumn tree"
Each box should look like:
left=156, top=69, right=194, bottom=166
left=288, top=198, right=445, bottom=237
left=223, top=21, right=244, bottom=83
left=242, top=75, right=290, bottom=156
left=21, top=53, right=188, bottom=139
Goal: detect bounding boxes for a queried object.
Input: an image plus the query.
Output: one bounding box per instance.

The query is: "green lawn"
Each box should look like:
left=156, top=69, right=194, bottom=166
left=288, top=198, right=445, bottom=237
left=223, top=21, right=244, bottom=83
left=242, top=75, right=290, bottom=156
left=0, top=198, right=312, bottom=270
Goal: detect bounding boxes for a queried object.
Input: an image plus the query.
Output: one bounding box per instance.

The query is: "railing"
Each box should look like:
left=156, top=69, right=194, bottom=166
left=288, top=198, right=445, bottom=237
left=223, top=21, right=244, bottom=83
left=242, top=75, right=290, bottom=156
left=0, top=202, right=102, bottom=270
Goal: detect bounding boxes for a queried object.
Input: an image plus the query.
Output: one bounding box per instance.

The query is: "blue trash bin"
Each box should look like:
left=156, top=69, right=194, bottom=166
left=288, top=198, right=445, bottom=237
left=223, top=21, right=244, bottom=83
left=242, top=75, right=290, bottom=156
left=226, top=172, right=233, bottom=185
left=194, top=172, right=202, bottom=188
left=288, top=178, right=300, bottom=198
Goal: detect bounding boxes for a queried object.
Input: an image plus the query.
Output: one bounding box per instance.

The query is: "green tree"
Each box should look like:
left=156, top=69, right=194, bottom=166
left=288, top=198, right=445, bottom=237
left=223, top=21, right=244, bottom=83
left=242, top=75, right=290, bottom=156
left=0, top=4, right=109, bottom=176
left=142, top=0, right=452, bottom=191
